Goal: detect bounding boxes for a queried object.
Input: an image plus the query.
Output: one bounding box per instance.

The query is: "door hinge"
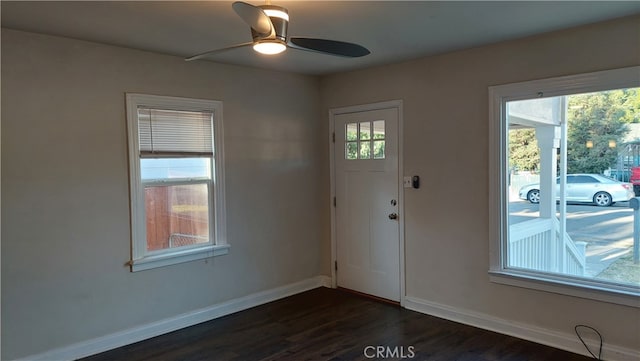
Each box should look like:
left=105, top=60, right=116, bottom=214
left=335, top=261, right=338, bottom=271
left=333, top=197, right=336, bottom=207
left=332, top=132, right=336, bottom=143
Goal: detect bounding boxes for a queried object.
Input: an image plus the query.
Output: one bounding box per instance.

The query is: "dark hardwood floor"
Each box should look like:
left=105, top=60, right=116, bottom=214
left=82, top=287, right=592, bottom=361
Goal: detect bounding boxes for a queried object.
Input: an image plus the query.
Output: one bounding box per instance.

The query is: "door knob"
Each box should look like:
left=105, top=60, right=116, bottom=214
left=388, top=213, right=398, bottom=220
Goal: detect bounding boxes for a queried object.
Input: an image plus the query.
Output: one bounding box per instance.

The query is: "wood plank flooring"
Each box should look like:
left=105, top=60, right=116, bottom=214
left=82, top=287, right=592, bottom=361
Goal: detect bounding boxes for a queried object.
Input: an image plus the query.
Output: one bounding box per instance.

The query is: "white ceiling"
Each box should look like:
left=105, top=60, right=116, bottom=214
left=2, top=1, right=639, bottom=75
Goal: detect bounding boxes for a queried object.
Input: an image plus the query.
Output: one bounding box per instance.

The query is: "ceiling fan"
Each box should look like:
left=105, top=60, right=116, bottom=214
left=185, top=1, right=370, bottom=61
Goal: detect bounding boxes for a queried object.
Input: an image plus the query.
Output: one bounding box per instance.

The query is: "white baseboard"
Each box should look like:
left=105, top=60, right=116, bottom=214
left=318, top=274, right=332, bottom=288
left=19, top=275, right=332, bottom=361
left=404, top=296, right=639, bottom=361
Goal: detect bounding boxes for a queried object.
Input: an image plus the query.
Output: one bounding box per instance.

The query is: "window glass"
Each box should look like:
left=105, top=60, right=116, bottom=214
left=344, top=120, right=386, bottom=160
left=373, top=140, right=385, bottom=159
left=575, top=175, right=597, bottom=183
left=346, top=142, right=358, bottom=160
left=373, top=120, right=385, bottom=140
left=145, top=184, right=210, bottom=251
left=359, top=141, right=371, bottom=159
left=505, top=86, right=639, bottom=292
left=359, top=122, right=371, bottom=140
left=346, top=123, right=358, bottom=141
left=141, top=158, right=211, bottom=180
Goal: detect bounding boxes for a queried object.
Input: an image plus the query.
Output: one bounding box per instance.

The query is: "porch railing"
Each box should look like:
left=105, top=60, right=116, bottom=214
left=509, top=217, right=585, bottom=276
left=555, top=218, right=587, bottom=276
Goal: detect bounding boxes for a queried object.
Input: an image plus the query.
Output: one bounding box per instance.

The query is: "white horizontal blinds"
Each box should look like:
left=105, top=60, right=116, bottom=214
left=138, top=107, right=214, bottom=157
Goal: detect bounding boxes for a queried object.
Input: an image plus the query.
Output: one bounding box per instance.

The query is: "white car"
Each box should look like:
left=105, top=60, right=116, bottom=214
left=518, top=174, right=634, bottom=207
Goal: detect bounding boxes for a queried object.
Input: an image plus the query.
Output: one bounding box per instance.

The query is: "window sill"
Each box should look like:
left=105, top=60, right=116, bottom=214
left=130, top=244, right=230, bottom=272
left=489, top=270, right=639, bottom=308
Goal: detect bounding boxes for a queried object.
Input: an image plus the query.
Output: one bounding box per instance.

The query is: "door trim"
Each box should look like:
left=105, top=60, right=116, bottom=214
left=329, top=100, right=405, bottom=306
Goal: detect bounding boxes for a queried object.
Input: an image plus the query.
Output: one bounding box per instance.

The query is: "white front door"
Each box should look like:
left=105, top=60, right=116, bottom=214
left=334, top=107, right=400, bottom=302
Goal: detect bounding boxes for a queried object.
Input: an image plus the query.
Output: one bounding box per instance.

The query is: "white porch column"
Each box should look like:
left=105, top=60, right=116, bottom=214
left=536, top=126, right=560, bottom=218
left=536, top=125, right=561, bottom=272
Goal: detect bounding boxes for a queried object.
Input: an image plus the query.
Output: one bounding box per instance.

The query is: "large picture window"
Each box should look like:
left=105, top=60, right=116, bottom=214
left=126, top=94, right=227, bottom=271
left=489, top=67, right=639, bottom=306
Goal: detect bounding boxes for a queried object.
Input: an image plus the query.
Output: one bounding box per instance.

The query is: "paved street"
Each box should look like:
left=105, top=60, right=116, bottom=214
left=509, top=200, right=635, bottom=278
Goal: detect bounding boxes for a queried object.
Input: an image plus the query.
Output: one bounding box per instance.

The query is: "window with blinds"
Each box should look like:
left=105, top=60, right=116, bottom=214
left=126, top=94, right=228, bottom=272
left=137, top=108, right=214, bottom=156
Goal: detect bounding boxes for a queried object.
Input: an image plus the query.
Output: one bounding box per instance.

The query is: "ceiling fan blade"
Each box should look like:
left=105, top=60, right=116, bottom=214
left=232, top=1, right=273, bottom=37
left=288, top=38, right=370, bottom=58
left=185, top=42, right=253, bottom=61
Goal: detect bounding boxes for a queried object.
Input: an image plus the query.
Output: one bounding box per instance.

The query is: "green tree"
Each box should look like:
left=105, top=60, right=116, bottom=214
left=613, top=88, right=640, bottom=124
left=566, top=89, right=636, bottom=174
left=509, top=128, right=539, bottom=171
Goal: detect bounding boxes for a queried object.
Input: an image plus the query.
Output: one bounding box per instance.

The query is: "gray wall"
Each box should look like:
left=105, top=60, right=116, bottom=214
left=1, top=29, right=323, bottom=359
left=320, top=15, right=640, bottom=352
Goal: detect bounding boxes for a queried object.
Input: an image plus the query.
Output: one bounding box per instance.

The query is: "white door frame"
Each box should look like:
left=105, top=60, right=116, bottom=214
left=329, top=100, right=405, bottom=306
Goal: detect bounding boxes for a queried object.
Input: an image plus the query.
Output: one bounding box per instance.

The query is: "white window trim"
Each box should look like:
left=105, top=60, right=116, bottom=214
left=126, top=93, right=228, bottom=272
left=488, top=66, right=640, bottom=307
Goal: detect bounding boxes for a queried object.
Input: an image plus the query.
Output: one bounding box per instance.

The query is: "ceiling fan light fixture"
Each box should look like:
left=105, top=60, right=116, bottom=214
left=253, top=40, right=287, bottom=55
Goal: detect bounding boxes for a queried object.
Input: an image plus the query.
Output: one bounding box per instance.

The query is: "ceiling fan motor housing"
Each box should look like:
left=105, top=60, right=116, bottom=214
left=251, top=5, right=288, bottom=42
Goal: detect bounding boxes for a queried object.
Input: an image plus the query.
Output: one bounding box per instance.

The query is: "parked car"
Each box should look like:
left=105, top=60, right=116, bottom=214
left=518, top=174, right=635, bottom=206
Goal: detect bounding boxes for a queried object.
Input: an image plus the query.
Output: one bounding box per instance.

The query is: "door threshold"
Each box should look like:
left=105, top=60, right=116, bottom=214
left=337, top=287, right=400, bottom=306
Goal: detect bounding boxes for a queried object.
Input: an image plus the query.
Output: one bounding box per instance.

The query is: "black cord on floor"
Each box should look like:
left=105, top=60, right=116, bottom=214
left=574, top=324, right=603, bottom=360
